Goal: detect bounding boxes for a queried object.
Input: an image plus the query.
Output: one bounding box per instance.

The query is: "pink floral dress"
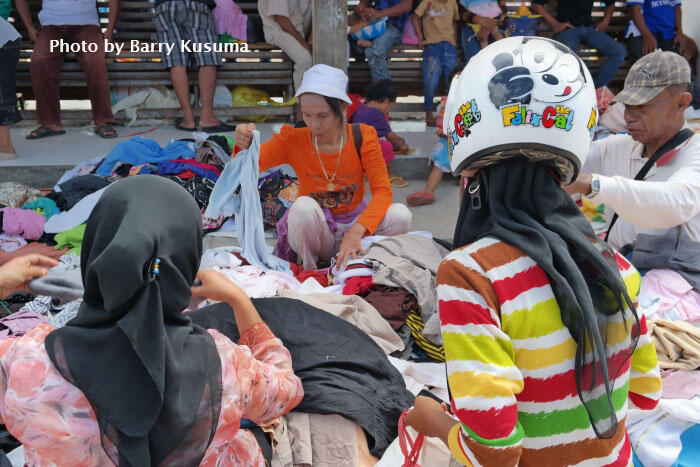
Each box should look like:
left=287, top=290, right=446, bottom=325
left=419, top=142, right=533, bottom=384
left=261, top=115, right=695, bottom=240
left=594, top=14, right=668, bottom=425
left=0, top=322, right=303, bottom=466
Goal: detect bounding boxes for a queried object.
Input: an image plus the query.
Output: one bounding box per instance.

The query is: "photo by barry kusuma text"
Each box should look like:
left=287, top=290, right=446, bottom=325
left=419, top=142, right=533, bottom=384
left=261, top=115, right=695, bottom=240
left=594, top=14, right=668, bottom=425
left=49, top=39, right=250, bottom=55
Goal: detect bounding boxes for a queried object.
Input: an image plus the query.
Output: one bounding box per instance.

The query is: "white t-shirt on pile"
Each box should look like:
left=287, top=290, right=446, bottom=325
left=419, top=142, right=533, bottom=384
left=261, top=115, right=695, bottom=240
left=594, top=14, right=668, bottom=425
left=38, top=0, right=100, bottom=26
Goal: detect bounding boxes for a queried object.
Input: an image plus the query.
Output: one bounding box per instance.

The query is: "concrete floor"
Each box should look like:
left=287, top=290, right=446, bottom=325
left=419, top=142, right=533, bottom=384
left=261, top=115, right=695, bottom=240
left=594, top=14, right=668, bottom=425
left=1, top=119, right=459, bottom=240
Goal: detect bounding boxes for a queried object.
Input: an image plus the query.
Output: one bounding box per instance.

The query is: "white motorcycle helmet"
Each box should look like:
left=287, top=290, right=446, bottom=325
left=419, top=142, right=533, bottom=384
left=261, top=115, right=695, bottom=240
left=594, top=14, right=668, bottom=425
left=444, top=36, right=598, bottom=183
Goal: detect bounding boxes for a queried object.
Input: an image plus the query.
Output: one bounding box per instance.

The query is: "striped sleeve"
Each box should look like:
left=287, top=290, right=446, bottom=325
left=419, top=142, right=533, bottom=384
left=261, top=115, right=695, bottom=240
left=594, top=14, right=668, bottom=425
left=437, top=251, right=524, bottom=467
left=628, top=314, right=662, bottom=410
left=615, top=253, right=661, bottom=410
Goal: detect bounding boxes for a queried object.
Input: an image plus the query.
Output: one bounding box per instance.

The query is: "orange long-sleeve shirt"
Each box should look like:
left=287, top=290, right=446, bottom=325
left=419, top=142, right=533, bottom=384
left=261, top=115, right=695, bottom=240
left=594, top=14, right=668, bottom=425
left=256, top=123, right=393, bottom=234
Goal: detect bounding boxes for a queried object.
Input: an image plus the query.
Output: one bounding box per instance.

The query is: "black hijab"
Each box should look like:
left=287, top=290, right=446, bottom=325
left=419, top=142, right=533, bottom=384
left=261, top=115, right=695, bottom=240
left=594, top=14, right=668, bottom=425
left=45, top=176, right=222, bottom=466
left=453, top=158, right=639, bottom=439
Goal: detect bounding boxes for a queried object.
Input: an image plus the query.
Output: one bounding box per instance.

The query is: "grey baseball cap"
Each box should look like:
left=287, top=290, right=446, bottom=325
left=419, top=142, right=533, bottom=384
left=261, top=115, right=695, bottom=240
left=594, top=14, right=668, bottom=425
left=612, top=50, right=692, bottom=106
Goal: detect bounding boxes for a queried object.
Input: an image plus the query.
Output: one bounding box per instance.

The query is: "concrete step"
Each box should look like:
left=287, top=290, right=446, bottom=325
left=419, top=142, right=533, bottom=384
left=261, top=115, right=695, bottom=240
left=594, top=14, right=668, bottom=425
left=1, top=154, right=433, bottom=188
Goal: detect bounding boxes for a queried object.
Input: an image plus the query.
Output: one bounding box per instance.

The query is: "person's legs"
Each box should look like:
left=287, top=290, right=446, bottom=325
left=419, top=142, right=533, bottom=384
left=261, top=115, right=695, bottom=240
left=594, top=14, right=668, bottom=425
left=171, top=66, right=196, bottom=127
left=30, top=26, right=65, bottom=130
left=582, top=27, right=627, bottom=89
left=379, top=139, right=395, bottom=164
left=365, top=23, right=402, bottom=82
left=156, top=1, right=196, bottom=128
left=442, top=42, right=458, bottom=91
left=373, top=203, right=412, bottom=236
left=425, top=164, right=444, bottom=194
left=198, top=65, right=219, bottom=127
left=422, top=43, right=442, bottom=115
left=553, top=26, right=584, bottom=56
left=459, top=25, right=481, bottom=64
left=286, top=196, right=336, bottom=269
left=626, top=35, right=643, bottom=62
left=268, top=29, right=312, bottom=92
left=0, top=38, right=21, bottom=157
left=72, top=25, right=114, bottom=128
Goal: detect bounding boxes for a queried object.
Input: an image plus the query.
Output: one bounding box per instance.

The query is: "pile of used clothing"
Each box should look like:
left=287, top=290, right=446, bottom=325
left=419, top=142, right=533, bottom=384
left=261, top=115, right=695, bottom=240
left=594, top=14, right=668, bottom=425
left=1, top=132, right=460, bottom=464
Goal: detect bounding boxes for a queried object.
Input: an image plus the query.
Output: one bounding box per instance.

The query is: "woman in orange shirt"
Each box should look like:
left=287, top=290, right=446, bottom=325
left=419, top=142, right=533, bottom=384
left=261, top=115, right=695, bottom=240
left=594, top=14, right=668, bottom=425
left=236, top=64, right=411, bottom=269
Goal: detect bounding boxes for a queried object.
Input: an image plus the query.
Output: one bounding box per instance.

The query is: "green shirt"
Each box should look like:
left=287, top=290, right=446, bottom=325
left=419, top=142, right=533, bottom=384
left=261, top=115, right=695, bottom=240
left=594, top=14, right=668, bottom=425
left=0, top=0, right=11, bottom=20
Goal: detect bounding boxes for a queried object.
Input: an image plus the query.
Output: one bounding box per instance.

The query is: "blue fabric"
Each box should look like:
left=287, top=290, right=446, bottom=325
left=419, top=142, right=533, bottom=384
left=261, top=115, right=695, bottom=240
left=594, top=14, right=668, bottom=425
left=373, top=0, right=409, bottom=29
left=364, top=23, right=403, bottom=82
left=430, top=138, right=451, bottom=173
left=554, top=26, right=627, bottom=88
left=627, top=0, right=680, bottom=40
left=676, top=423, right=700, bottom=466
left=22, top=197, right=60, bottom=219
left=157, top=161, right=220, bottom=181
left=96, top=137, right=195, bottom=176
left=422, top=41, right=458, bottom=110
left=204, top=131, right=290, bottom=273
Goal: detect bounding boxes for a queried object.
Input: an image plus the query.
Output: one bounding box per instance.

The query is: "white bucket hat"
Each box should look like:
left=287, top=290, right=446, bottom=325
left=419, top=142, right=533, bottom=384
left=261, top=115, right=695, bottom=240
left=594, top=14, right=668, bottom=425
left=295, top=64, right=352, bottom=104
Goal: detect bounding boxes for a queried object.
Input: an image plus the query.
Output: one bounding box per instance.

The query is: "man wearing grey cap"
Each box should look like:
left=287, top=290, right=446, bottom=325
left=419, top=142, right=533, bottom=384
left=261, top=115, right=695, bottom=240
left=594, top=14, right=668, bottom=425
left=566, top=50, right=698, bottom=250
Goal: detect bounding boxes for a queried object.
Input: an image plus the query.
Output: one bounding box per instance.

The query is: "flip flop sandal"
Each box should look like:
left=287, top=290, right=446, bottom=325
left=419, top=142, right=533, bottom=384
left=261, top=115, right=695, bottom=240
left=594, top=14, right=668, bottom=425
left=406, top=190, right=436, bottom=207
left=94, top=125, right=118, bottom=139
left=200, top=122, right=236, bottom=133
left=175, top=122, right=197, bottom=131
left=389, top=175, right=409, bottom=187
left=175, top=117, right=198, bottom=131
left=395, top=147, right=416, bottom=155
left=26, top=125, right=66, bottom=140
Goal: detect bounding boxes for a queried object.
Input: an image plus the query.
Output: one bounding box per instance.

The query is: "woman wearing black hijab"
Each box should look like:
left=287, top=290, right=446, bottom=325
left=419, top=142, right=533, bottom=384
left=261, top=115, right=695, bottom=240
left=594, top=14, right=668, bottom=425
left=403, top=37, right=661, bottom=465
left=0, top=176, right=303, bottom=466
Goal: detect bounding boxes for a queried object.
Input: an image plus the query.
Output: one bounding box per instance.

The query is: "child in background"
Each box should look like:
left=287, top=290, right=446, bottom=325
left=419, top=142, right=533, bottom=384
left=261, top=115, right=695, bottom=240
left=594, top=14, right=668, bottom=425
left=412, top=0, right=460, bottom=126
left=406, top=69, right=461, bottom=207
left=405, top=95, right=451, bottom=206
left=459, top=0, right=507, bottom=64
left=350, top=80, right=410, bottom=187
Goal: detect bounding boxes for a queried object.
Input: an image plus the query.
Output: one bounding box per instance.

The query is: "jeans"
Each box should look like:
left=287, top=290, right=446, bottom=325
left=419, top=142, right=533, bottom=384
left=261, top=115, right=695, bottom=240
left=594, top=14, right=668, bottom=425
left=459, top=25, right=496, bottom=64
left=553, top=26, right=627, bottom=89
left=363, top=23, right=403, bottom=82
left=422, top=41, right=458, bottom=110
left=626, top=34, right=674, bottom=62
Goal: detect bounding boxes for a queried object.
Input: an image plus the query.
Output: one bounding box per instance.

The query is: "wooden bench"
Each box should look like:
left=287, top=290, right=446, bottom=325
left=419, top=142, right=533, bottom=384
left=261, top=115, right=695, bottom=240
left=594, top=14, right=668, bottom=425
left=9, top=1, right=296, bottom=122
left=348, top=1, right=633, bottom=96
left=9, top=0, right=633, bottom=122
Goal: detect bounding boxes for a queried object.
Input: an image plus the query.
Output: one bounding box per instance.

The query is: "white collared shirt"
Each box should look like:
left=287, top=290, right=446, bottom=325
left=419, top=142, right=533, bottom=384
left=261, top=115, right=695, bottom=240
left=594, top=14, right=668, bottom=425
left=583, top=127, right=700, bottom=249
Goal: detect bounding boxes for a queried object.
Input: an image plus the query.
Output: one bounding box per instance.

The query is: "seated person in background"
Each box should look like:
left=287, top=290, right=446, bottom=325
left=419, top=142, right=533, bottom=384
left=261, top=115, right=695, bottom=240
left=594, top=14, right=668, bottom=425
left=532, top=0, right=626, bottom=89
left=354, top=0, right=413, bottom=83
left=0, top=176, right=303, bottom=465
left=404, top=36, right=660, bottom=465
left=350, top=80, right=410, bottom=186
left=235, top=65, right=412, bottom=270
left=565, top=51, right=699, bottom=251
left=14, top=0, right=120, bottom=139
left=413, top=0, right=460, bottom=126
left=155, top=0, right=234, bottom=133
left=258, top=0, right=312, bottom=93
left=459, top=0, right=506, bottom=64
left=626, top=0, right=685, bottom=61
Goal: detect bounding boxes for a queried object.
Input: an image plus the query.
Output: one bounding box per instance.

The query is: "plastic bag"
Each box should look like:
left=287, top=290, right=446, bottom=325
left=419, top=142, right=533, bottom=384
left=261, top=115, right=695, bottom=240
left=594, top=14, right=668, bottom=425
left=231, top=86, right=296, bottom=122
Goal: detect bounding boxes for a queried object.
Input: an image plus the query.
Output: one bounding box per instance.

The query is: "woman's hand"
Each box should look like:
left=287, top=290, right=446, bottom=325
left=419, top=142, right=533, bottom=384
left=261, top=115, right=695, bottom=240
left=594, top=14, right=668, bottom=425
left=404, top=396, right=451, bottom=438
left=191, top=269, right=247, bottom=304
left=235, top=123, right=256, bottom=151
left=0, top=254, right=59, bottom=297
left=337, top=223, right=367, bottom=268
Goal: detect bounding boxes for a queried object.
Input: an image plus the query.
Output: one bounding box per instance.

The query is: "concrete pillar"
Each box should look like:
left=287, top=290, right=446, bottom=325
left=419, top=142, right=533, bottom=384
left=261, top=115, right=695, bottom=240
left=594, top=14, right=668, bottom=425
left=312, top=0, right=348, bottom=72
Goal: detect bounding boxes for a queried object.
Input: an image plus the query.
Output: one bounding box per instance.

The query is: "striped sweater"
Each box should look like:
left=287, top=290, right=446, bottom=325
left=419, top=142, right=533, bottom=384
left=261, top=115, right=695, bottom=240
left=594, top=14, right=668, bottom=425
left=436, top=237, right=661, bottom=467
